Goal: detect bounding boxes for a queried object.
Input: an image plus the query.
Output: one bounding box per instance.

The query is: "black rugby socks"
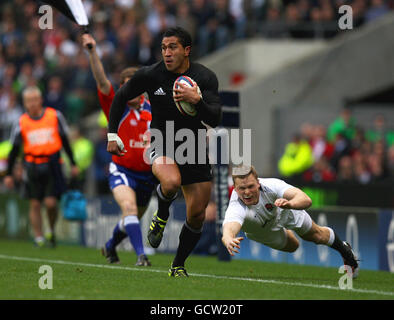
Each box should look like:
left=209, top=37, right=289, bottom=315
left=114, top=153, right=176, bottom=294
left=156, top=184, right=177, bottom=221
left=172, top=222, right=202, bottom=268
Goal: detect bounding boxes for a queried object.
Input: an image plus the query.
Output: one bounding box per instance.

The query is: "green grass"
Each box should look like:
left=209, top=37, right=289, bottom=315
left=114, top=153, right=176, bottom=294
left=0, top=239, right=393, bottom=300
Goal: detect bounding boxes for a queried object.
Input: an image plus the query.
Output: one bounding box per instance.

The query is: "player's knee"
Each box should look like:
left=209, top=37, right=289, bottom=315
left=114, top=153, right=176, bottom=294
left=286, top=241, right=299, bottom=253
left=187, top=210, right=206, bottom=229
left=29, top=200, right=41, bottom=212
left=44, top=198, right=57, bottom=211
left=188, top=201, right=209, bottom=221
left=160, top=176, right=181, bottom=195
left=119, top=199, right=138, bottom=216
left=282, top=235, right=299, bottom=252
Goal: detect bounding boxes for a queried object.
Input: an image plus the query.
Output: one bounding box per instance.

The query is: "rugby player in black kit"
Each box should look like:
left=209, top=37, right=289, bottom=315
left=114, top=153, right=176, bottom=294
left=107, top=27, right=222, bottom=277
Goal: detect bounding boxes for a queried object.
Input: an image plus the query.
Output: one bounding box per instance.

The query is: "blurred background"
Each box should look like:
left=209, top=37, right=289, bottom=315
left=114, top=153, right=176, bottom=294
left=0, top=0, right=393, bottom=272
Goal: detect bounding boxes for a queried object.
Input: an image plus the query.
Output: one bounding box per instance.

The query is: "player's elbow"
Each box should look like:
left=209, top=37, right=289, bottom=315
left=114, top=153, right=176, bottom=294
left=98, top=82, right=111, bottom=95
left=206, top=109, right=222, bottom=128
left=304, top=195, right=312, bottom=209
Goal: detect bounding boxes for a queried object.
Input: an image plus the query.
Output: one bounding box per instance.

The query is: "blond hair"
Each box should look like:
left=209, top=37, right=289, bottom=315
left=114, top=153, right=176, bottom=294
left=231, top=164, right=258, bottom=185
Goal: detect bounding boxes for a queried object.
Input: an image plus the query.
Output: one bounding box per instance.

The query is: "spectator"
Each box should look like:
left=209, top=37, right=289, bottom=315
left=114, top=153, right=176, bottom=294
left=14, top=62, right=34, bottom=94
left=337, top=156, right=354, bottom=182
left=260, top=4, right=287, bottom=38
left=300, top=122, right=314, bottom=143
left=352, top=0, right=368, bottom=28
left=303, top=156, right=336, bottom=182
left=129, top=23, right=157, bottom=66
left=197, top=0, right=235, bottom=56
left=43, top=76, right=67, bottom=114
left=229, top=0, right=247, bottom=39
left=365, top=114, right=394, bottom=147
left=285, top=3, right=306, bottom=38
left=0, top=140, right=12, bottom=175
left=146, top=0, right=176, bottom=37
left=297, top=0, right=311, bottom=20
left=58, top=28, right=78, bottom=58
left=132, top=0, right=149, bottom=25
left=67, top=126, right=94, bottom=191
left=175, top=1, right=197, bottom=43
left=0, top=19, right=22, bottom=47
left=327, top=108, right=357, bottom=143
left=243, top=0, right=266, bottom=37
left=350, top=126, right=366, bottom=153
left=365, top=0, right=389, bottom=22
left=1, top=63, right=17, bottom=89
left=190, top=0, right=215, bottom=37
left=329, top=132, right=352, bottom=170
left=309, top=124, right=334, bottom=161
left=387, top=145, right=394, bottom=178
left=0, top=91, right=23, bottom=141
left=320, top=1, right=337, bottom=38
left=93, top=24, right=116, bottom=60
left=353, top=152, right=371, bottom=184
left=368, top=154, right=386, bottom=181
left=278, top=133, right=314, bottom=178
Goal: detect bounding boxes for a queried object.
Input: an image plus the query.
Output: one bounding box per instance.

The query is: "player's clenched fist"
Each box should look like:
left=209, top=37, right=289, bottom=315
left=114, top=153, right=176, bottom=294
left=274, top=198, right=292, bottom=209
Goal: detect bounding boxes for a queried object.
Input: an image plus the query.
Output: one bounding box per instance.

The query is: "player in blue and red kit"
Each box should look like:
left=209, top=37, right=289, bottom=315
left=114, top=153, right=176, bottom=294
left=82, top=33, right=155, bottom=267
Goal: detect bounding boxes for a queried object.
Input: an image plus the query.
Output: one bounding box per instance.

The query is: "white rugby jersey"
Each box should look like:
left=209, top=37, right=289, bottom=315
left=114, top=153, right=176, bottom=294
left=223, top=178, right=294, bottom=235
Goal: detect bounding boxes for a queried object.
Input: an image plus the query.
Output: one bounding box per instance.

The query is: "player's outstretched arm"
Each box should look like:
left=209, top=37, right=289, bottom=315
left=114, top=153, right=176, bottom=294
left=82, top=33, right=111, bottom=95
left=274, top=187, right=312, bottom=210
left=222, top=222, right=243, bottom=256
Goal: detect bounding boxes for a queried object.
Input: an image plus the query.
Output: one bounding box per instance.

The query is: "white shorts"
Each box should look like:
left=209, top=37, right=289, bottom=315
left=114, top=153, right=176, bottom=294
left=245, top=209, right=313, bottom=250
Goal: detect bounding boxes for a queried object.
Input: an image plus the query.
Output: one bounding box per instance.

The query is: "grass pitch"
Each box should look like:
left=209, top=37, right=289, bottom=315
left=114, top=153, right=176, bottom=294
left=0, top=239, right=393, bottom=300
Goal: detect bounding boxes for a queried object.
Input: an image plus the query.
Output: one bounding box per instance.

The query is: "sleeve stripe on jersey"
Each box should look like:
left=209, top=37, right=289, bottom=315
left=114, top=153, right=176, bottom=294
left=56, top=110, right=70, bottom=136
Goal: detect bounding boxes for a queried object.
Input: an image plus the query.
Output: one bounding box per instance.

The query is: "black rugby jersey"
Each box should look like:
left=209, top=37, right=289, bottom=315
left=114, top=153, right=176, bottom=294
left=108, top=61, right=222, bottom=135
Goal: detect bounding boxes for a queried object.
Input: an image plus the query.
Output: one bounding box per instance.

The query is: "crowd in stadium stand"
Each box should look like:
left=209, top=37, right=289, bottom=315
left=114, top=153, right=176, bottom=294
left=1, top=0, right=394, bottom=186
left=278, top=108, right=394, bottom=183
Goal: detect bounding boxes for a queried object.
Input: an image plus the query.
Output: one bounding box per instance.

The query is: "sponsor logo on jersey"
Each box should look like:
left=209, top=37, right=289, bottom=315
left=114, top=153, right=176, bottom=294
left=154, top=87, right=166, bottom=95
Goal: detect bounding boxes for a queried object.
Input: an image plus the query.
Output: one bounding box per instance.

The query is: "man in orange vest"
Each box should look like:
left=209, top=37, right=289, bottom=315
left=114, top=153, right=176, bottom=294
left=4, top=86, right=79, bottom=247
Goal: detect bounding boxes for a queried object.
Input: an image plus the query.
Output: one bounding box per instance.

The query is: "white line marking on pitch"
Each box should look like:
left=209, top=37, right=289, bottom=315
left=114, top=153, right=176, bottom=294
left=0, top=254, right=393, bottom=297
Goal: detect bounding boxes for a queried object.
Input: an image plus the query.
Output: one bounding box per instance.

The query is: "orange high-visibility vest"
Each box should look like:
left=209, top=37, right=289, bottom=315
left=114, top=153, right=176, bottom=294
left=19, top=107, right=63, bottom=164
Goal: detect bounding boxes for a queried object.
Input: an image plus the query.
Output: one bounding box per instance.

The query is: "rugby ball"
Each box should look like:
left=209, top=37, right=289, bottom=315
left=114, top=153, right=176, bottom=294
left=173, top=76, right=201, bottom=117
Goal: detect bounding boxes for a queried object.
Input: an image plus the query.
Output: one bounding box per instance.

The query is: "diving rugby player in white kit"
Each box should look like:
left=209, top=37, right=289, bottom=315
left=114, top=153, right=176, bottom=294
left=222, top=165, right=359, bottom=278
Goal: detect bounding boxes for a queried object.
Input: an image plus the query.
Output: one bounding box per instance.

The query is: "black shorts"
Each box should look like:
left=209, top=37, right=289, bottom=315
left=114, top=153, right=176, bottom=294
left=25, top=159, right=67, bottom=201
left=148, top=148, right=213, bottom=185
left=178, top=163, right=213, bottom=185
